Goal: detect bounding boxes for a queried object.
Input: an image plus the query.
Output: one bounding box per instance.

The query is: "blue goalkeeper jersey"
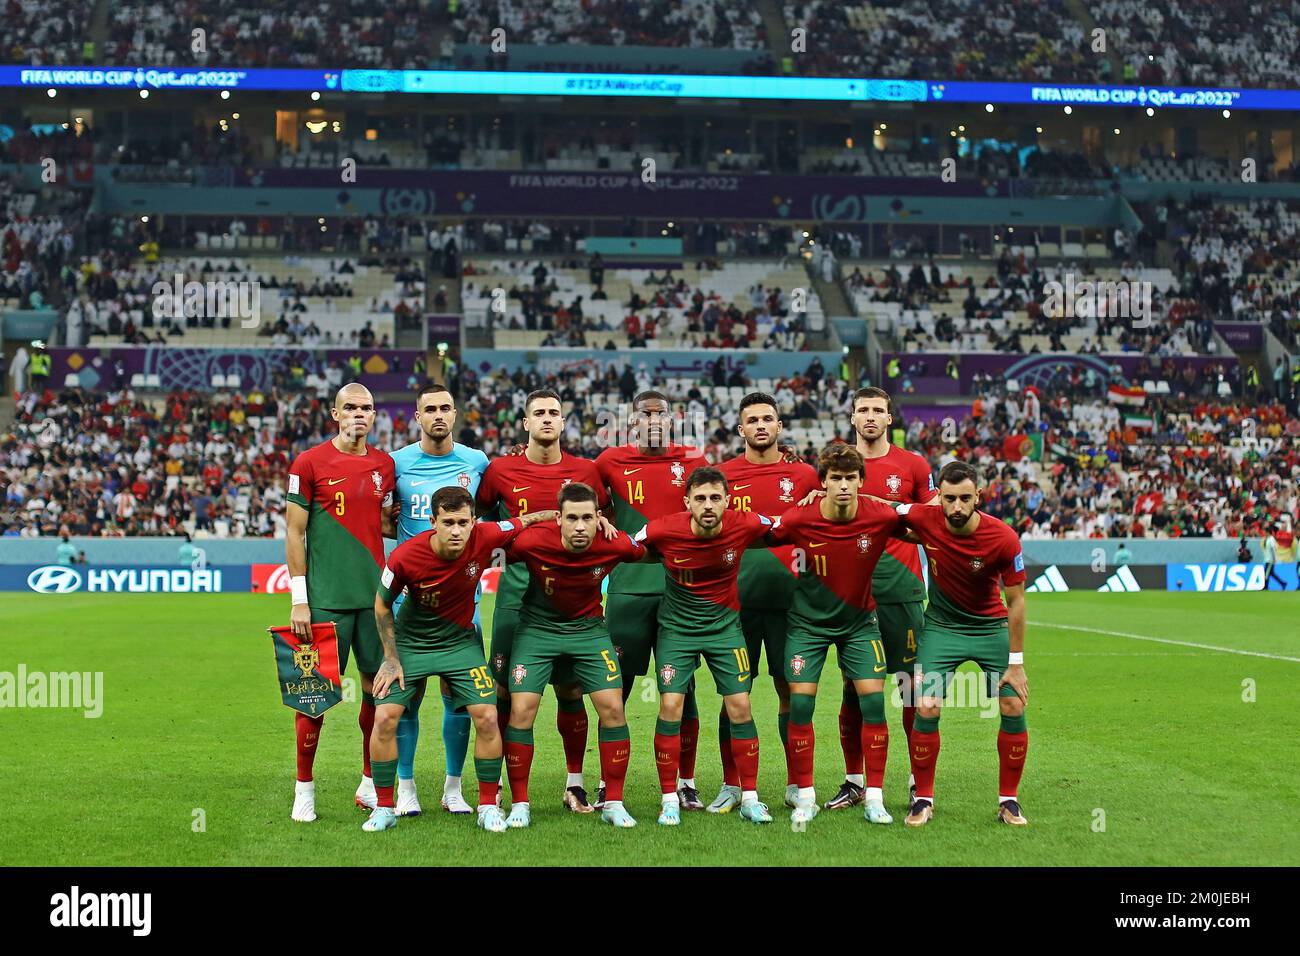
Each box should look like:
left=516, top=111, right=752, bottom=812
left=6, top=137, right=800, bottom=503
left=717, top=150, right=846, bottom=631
left=391, top=441, right=489, bottom=543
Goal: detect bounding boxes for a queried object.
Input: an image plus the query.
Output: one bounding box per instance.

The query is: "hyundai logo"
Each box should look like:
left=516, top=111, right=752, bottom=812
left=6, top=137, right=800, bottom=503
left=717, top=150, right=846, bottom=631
left=27, top=565, right=83, bottom=593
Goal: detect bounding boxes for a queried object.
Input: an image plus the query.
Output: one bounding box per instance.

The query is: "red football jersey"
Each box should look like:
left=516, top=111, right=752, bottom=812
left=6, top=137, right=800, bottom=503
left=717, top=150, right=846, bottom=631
left=507, top=522, right=644, bottom=623
left=720, top=454, right=821, bottom=607
left=861, top=443, right=937, bottom=604
left=897, top=504, right=1026, bottom=629
left=768, top=496, right=904, bottom=623
left=477, top=451, right=609, bottom=518
left=381, top=520, right=521, bottom=639
left=636, top=509, right=772, bottom=631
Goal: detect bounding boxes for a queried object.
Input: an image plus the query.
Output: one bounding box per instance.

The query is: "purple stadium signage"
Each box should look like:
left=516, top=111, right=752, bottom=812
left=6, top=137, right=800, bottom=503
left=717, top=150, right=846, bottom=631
left=881, top=351, right=1240, bottom=393
left=1214, top=323, right=1263, bottom=350
left=242, top=168, right=1005, bottom=221
left=50, top=347, right=426, bottom=393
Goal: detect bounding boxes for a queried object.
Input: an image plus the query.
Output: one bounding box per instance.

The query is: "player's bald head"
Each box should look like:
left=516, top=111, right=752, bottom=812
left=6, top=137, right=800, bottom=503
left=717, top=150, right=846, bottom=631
left=335, top=383, right=373, bottom=409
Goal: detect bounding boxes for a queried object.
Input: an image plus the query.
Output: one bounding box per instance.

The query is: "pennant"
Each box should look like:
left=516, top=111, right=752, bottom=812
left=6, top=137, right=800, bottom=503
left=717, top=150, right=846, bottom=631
left=267, top=622, right=343, bottom=716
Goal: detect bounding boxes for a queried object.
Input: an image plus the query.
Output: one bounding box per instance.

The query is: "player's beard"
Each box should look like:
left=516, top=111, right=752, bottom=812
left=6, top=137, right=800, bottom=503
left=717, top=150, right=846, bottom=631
left=695, top=510, right=720, bottom=530
left=341, top=419, right=369, bottom=442
left=745, top=433, right=777, bottom=453
left=856, top=423, right=884, bottom=444
left=945, top=509, right=973, bottom=528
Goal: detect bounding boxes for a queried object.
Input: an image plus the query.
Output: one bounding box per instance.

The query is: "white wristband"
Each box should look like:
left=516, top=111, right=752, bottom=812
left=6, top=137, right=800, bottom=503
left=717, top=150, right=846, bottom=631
left=1007, top=652, right=1024, bottom=666
left=290, top=575, right=308, bottom=606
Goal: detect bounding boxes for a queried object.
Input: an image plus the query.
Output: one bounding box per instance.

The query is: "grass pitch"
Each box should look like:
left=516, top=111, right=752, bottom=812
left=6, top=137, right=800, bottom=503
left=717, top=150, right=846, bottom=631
left=1, top=591, right=1297, bottom=866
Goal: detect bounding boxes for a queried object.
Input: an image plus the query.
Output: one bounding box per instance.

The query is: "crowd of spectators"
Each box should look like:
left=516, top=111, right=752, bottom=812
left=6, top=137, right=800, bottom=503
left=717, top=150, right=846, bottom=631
left=0, top=0, right=88, bottom=66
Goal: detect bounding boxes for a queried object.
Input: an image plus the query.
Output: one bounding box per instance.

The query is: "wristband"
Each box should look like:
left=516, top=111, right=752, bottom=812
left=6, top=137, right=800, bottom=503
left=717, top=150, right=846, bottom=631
left=290, top=575, right=308, bottom=606
left=1007, top=652, right=1024, bottom=666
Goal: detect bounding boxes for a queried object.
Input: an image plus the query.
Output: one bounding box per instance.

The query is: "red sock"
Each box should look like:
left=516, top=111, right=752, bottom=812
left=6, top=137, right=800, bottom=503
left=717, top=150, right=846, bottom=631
left=479, top=777, right=499, bottom=808
left=998, top=730, right=1029, bottom=799
left=598, top=737, right=631, bottom=803
left=902, top=705, right=916, bottom=744
left=505, top=739, right=534, bottom=804
left=862, top=722, right=889, bottom=790
left=654, top=732, right=681, bottom=795
left=839, top=698, right=863, bottom=775
left=556, top=708, right=588, bottom=775
left=295, top=712, right=323, bottom=782
left=359, top=698, right=376, bottom=777
left=910, top=729, right=940, bottom=800
left=729, top=735, right=760, bottom=792
left=719, top=709, right=740, bottom=787
left=376, top=784, right=395, bottom=808
left=678, top=716, right=699, bottom=779
left=783, top=724, right=796, bottom=787
left=788, top=722, right=815, bottom=788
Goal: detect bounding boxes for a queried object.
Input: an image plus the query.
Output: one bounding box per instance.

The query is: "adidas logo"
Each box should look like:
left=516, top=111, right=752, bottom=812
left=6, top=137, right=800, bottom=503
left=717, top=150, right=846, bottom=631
left=1097, top=565, right=1141, bottom=592
left=1026, top=565, right=1069, bottom=593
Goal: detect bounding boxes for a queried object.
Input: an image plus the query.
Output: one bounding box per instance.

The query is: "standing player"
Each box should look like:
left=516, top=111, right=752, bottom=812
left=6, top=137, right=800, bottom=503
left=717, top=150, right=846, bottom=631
left=768, top=444, right=908, bottom=825
left=824, top=386, right=937, bottom=811
left=594, top=390, right=708, bottom=810
left=364, top=487, right=558, bottom=833
left=501, top=483, right=644, bottom=829
left=894, top=461, right=1030, bottom=827
left=477, top=388, right=610, bottom=813
left=286, top=383, right=395, bottom=823
left=636, top=466, right=775, bottom=826
left=386, top=383, right=489, bottom=817
left=710, top=392, right=820, bottom=814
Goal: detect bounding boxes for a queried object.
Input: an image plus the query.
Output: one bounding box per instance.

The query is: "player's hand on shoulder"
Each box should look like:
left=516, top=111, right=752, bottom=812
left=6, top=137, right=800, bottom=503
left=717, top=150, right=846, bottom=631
left=597, top=514, right=618, bottom=540
left=796, top=488, right=824, bottom=507
left=778, top=444, right=801, bottom=464
left=507, top=443, right=527, bottom=457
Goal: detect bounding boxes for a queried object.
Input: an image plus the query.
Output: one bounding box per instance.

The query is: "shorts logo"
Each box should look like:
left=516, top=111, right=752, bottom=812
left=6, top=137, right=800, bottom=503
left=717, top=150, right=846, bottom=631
left=371, top=470, right=384, bottom=496
left=466, top=562, right=482, bottom=578
left=724, top=548, right=736, bottom=566
left=970, top=557, right=985, bottom=572
left=857, top=534, right=871, bottom=553
left=778, top=476, right=795, bottom=502
left=492, top=653, right=505, bottom=672
left=659, top=663, right=677, bottom=685
left=886, top=474, right=903, bottom=497
left=670, top=461, right=685, bottom=487
left=457, top=472, right=471, bottom=488
left=790, top=654, right=806, bottom=676
left=512, top=664, right=527, bottom=685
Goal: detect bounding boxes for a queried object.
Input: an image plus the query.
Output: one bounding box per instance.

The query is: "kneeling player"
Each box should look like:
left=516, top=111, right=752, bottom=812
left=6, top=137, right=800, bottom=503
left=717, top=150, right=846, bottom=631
left=768, top=444, right=909, bottom=825
left=637, top=467, right=775, bottom=826
left=365, top=486, right=555, bottom=834
left=894, top=461, right=1030, bottom=827
left=501, top=482, right=644, bottom=829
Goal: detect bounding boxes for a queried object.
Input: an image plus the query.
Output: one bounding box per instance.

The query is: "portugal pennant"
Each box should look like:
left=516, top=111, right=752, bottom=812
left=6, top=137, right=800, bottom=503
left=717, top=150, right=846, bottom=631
left=267, top=622, right=343, bottom=716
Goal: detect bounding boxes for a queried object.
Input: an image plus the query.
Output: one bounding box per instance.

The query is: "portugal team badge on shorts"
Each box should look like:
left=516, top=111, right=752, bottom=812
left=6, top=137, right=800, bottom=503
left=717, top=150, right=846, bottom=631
left=512, top=664, right=527, bottom=685
left=659, top=663, right=677, bottom=685
left=492, top=653, right=505, bottom=673
left=790, top=654, right=806, bottom=676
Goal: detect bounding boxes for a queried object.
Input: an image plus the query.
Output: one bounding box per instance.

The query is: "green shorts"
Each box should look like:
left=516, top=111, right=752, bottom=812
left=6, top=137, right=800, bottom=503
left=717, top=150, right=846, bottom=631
left=785, top=616, right=886, bottom=684
left=606, top=591, right=661, bottom=677
left=876, top=601, right=925, bottom=675
left=489, top=602, right=521, bottom=682
left=380, top=637, right=496, bottom=711
left=509, top=622, right=623, bottom=695
left=739, top=606, right=789, bottom=679
left=656, top=626, right=751, bottom=697
left=312, top=607, right=382, bottom=676
left=916, top=622, right=1016, bottom=699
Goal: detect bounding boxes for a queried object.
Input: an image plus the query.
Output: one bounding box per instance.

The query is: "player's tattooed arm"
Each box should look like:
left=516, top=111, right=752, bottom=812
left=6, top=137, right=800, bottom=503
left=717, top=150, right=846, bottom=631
left=517, top=509, right=560, bottom=529
left=372, top=593, right=405, bottom=699
left=997, top=583, right=1028, bottom=705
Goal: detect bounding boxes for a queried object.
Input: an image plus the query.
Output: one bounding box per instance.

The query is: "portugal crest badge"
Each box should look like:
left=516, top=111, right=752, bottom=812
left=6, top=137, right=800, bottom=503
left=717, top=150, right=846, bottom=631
left=492, top=653, right=505, bottom=673
left=670, top=461, right=686, bottom=486
left=659, top=663, right=677, bottom=685
left=779, top=476, right=795, bottom=502
left=886, top=474, right=903, bottom=497
left=457, top=472, right=471, bottom=488
left=857, top=534, right=871, bottom=553
left=512, top=664, right=527, bottom=685
left=790, top=654, right=806, bottom=676
left=370, top=470, right=384, bottom=496
left=970, top=557, right=985, bottom=572
left=292, top=642, right=320, bottom=678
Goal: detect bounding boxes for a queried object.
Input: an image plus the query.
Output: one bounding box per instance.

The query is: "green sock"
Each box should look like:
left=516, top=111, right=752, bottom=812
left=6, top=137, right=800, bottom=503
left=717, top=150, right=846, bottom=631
left=372, top=758, right=397, bottom=789
left=914, top=714, right=940, bottom=733
left=474, top=755, right=503, bottom=787
left=655, top=718, right=681, bottom=736
left=858, top=692, right=885, bottom=724
left=789, top=692, right=816, bottom=726
left=777, top=711, right=790, bottom=747
left=682, top=685, right=698, bottom=722
left=718, top=708, right=731, bottom=746
left=556, top=696, right=585, bottom=715
left=598, top=723, right=630, bottom=743
left=729, top=719, right=757, bottom=740
left=1001, top=713, right=1027, bottom=734
left=503, top=725, right=533, bottom=746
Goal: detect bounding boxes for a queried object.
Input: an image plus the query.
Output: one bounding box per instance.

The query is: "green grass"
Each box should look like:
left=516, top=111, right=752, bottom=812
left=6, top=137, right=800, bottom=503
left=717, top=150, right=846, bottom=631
left=1, top=591, right=1297, bottom=866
